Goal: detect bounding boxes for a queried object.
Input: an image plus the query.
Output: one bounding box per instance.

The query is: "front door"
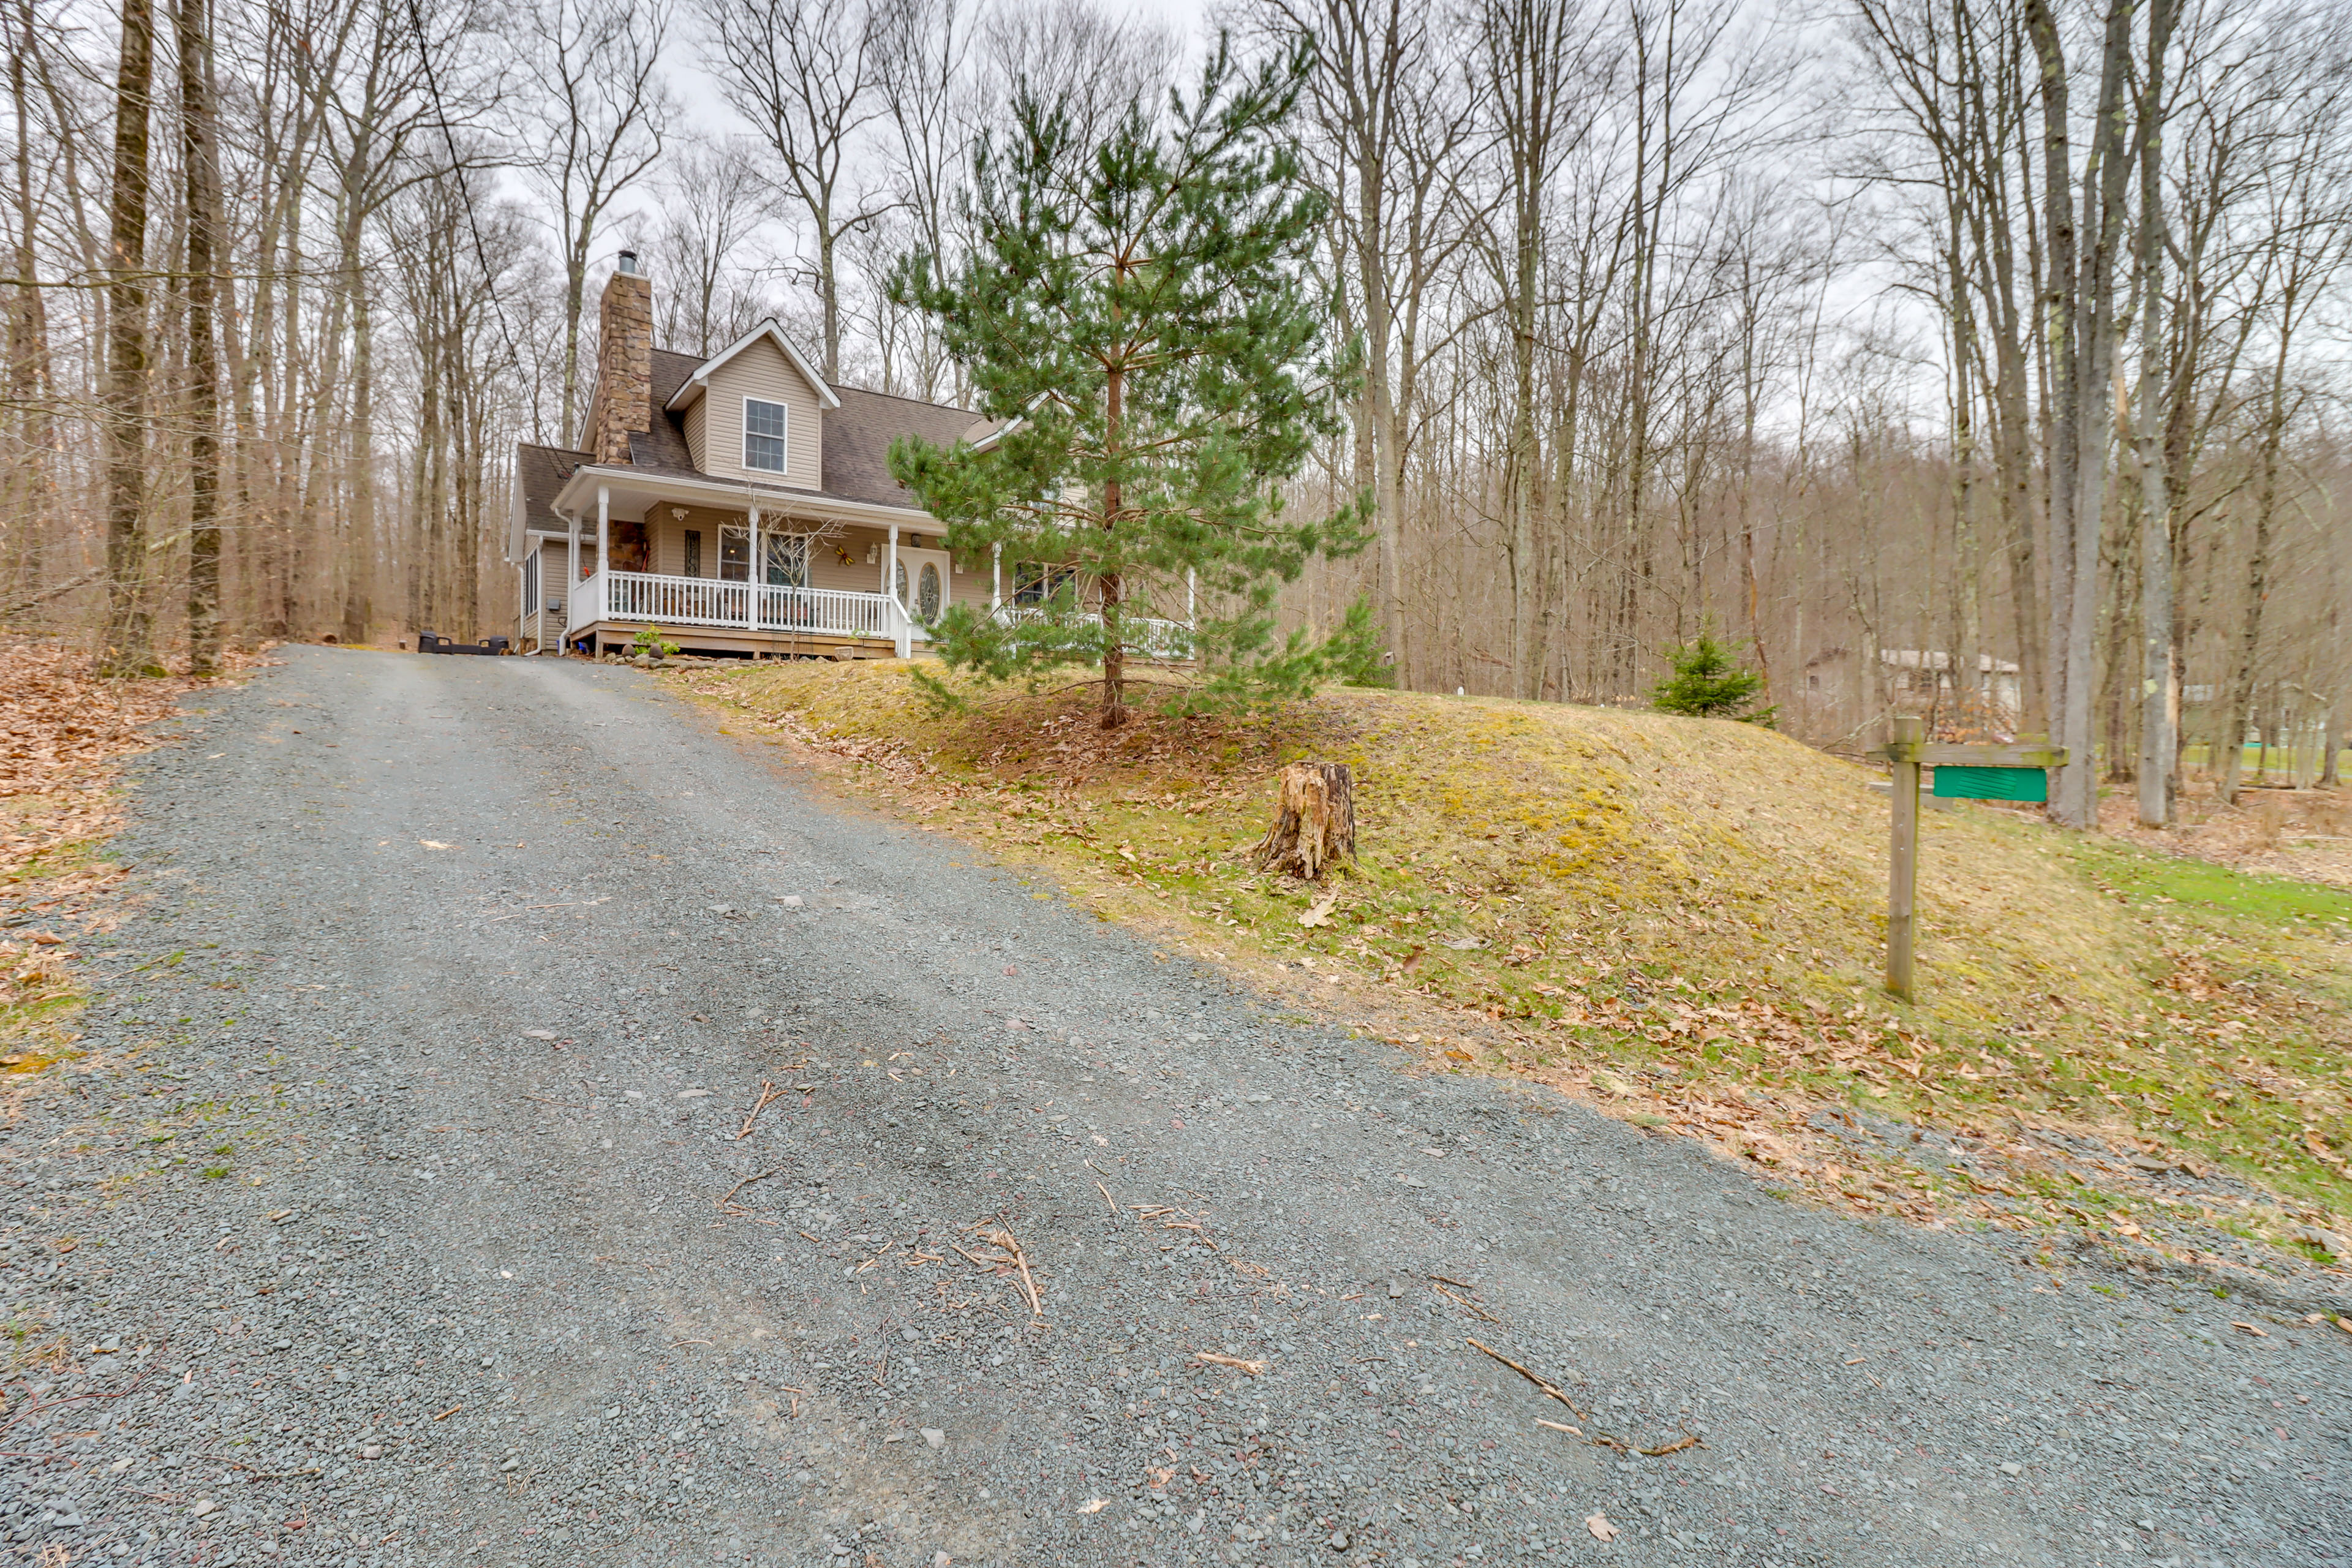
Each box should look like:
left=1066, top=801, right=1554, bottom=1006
left=896, top=548, right=951, bottom=625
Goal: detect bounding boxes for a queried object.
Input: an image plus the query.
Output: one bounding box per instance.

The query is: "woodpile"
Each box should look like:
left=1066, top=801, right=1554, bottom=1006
left=1253, top=761, right=1355, bottom=880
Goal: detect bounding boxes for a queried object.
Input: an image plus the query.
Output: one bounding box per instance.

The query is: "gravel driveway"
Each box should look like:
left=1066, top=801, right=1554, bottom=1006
left=5, top=646, right=2345, bottom=1568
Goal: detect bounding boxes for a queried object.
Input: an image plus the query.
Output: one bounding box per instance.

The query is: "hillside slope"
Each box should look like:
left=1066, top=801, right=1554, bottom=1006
left=687, top=661, right=2352, bottom=1267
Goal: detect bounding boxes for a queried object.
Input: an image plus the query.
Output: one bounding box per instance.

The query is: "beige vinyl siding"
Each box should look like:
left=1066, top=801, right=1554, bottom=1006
left=804, top=529, right=886, bottom=595
left=533, top=541, right=567, bottom=616
left=698, top=337, right=823, bottom=488
left=681, top=398, right=707, bottom=472
left=630, top=504, right=741, bottom=577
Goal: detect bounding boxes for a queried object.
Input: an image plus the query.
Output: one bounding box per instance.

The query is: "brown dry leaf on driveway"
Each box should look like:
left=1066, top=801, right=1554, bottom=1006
left=1585, top=1512, right=1619, bottom=1542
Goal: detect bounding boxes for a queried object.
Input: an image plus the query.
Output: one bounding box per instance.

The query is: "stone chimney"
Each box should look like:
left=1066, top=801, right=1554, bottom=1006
left=589, top=250, right=652, bottom=465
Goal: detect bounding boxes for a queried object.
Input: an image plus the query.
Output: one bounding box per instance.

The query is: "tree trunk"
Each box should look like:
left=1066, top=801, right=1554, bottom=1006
left=2132, top=0, right=2179, bottom=825
left=1099, top=326, right=1127, bottom=728
left=344, top=278, right=375, bottom=645
left=2220, top=344, right=2291, bottom=805
left=818, top=221, right=840, bottom=385
left=4, top=0, right=54, bottom=607
left=1254, top=762, right=1357, bottom=880
left=2027, top=0, right=2133, bottom=829
left=179, top=0, right=223, bottom=675
left=560, top=255, right=586, bottom=447
left=100, top=0, right=156, bottom=674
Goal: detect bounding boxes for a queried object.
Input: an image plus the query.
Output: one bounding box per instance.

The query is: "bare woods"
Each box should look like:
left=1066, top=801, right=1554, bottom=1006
left=2, top=0, right=662, bottom=670
left=4, top=0, right=2349, bottom=827
left=1273, top=0, right=2352, bottom=825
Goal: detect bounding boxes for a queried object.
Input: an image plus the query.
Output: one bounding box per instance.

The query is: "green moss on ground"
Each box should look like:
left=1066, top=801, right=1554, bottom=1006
left=685, top=662, right=2351, bottom=1243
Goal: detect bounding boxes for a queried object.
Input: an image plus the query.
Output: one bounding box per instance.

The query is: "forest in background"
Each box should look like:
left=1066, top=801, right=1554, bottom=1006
left=2, top=0, right=2348, bottom=826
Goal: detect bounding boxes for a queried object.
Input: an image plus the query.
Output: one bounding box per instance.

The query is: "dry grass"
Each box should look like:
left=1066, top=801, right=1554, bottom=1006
left=2101, top=773, right=2352, bottom=888
left=684, top=661, right=2352, bottom=1264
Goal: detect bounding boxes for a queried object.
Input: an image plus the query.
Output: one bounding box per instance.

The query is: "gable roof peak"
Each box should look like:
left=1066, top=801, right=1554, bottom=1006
left=663, top=319, right=841, bottom=413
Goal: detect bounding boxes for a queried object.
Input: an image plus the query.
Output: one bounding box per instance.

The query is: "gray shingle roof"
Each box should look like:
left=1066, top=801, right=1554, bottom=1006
left=516, top=441, right=594, bottom=531
left=518, top=345, right=988, bottom=518
left=635, top=349, right=703, bottom=472
left=823, top=385, right=985, bottom=508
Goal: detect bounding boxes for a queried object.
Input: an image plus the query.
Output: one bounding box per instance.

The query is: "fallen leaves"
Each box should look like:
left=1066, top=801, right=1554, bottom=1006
left=1297, top=895, right=1337, bottom=929
left=0, top=637, right=202, bottom=796
left=1190, top=1352, right=1266, bottom=1375
left=1585, top=1512, right=1618, bottom=1542
left=3, top=639, right=214, bottom=1061
left=1077, top=1499, right=1110, bottom=1515
left=2230, top=1321, right=2269, bottom=1338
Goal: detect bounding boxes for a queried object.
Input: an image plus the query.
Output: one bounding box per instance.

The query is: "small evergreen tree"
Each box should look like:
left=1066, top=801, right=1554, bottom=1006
left=886, top=39, right=1370, bottom=728
left=1652, top=628, right=1776, bottom=725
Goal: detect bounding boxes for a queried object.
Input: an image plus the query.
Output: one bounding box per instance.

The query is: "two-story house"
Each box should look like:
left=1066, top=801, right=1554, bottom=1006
left=507, top=252, right=996, bottom=658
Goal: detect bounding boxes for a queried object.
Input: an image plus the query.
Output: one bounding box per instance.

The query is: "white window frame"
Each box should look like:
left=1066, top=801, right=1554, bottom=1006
left=764, top=532, right=809, bottom=588
left=742, top=396, right=789, bottom=473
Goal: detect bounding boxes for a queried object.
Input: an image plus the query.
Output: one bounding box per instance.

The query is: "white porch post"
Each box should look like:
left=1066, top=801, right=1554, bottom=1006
left=595, top=484, right=609, bottom=651
left=992, top=542, right=1001, bottom=612
left=566, top=518, right=579, bottom=652
left=1186, top=568, right=1196, bottom=626
left=888, top=522, right=909, bottom=657
left=748, top=502, right=762, bottom=630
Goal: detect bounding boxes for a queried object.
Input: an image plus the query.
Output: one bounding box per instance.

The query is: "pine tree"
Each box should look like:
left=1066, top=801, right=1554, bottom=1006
left=1651, top=628, right=1776, bottom=725
left=887, top=37, right=1371, bottom=729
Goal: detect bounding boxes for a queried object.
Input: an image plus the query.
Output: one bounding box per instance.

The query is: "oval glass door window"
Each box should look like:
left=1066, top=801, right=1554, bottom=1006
left=918, top=562, right=943, bottom=620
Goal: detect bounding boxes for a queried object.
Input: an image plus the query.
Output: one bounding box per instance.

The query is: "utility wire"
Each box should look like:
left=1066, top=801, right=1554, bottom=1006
left=399, top=0, right=533, bottom=409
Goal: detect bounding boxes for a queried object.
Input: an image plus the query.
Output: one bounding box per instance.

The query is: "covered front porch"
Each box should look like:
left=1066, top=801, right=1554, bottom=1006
left=569, top=571, right=913, bottom=657
left=530, top=466, right=960, bottom=658
left=521, top=463, right=1199, bottom=662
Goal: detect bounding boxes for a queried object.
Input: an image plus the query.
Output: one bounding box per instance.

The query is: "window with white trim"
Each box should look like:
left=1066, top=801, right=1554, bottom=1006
left=744, top=398, right=788, bottom=472
left=1012, top=562, right=1077, bottom=606
left=764, top=533, right=809, bottom=587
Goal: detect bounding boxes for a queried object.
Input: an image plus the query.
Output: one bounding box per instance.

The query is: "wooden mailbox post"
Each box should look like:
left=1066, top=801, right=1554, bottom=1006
left=1875, top=717, right=2068, bottom=1003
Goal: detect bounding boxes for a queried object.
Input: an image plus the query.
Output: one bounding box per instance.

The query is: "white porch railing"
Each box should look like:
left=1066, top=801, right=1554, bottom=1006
left=568, top=568, right=913, bottom=655
left=993, top=605, right=1194, bottom=661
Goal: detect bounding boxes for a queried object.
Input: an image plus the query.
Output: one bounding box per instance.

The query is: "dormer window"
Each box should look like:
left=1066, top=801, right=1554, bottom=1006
left=744, top=398, right=788, bottom=472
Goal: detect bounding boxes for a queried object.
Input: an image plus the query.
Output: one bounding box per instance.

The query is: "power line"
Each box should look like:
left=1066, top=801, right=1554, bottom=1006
left=399, top=0, right=533, bottom=409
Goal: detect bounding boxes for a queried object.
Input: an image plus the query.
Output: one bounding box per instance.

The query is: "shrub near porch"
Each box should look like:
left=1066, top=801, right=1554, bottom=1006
left=686, top=660, right=2352, bottom=1251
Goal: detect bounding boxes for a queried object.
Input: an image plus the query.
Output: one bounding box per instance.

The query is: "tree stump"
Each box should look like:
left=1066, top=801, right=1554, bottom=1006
left=1253, top=762, right=1356, bottom=880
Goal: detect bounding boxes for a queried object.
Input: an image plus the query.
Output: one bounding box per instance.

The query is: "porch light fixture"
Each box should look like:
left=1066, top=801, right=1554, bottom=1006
left=865, top=543, right=878, bottom=564
left=670, top=507, right=687, bottom=521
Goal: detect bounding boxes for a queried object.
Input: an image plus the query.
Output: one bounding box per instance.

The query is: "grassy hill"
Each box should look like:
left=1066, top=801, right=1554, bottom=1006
left=685, top=661, right=2352, bottom=1269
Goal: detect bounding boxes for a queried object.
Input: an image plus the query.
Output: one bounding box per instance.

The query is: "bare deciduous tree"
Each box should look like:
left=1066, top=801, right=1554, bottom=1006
left=521, top=0, right=672, bottom=445
left=702, top=0, right=887, bottom=382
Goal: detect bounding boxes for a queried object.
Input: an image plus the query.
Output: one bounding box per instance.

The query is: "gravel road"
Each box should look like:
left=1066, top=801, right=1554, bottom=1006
left=5, top=646, right=2345, bottom=1568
